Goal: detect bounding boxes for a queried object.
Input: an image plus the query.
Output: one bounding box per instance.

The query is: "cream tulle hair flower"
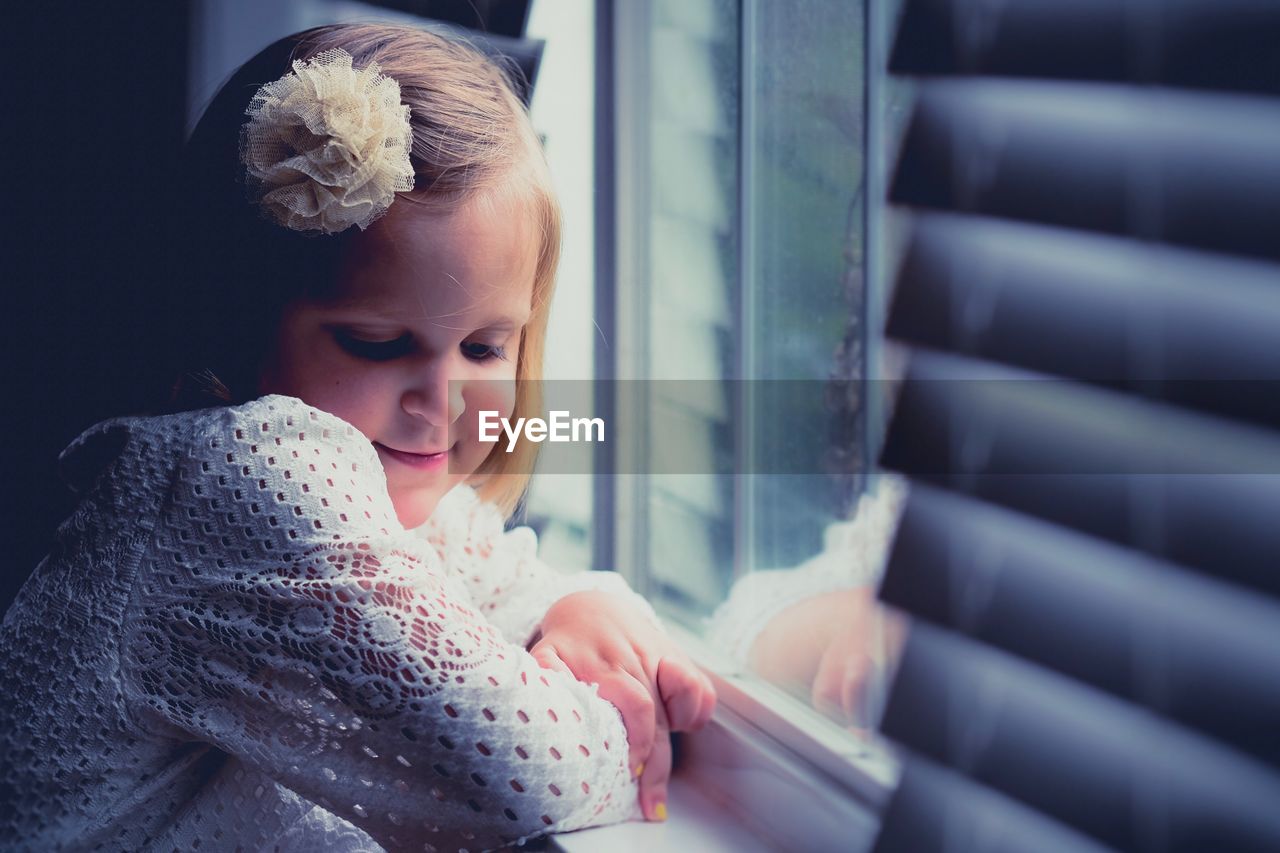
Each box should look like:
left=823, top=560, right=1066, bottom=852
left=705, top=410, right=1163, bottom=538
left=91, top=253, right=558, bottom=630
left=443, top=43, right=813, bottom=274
left=240, top=48, right=415, bottom=234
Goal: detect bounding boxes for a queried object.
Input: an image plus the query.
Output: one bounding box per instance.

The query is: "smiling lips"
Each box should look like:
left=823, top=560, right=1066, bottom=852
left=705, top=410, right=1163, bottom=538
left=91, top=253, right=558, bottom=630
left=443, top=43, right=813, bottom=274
left=375, top=443, right=450, bottom=471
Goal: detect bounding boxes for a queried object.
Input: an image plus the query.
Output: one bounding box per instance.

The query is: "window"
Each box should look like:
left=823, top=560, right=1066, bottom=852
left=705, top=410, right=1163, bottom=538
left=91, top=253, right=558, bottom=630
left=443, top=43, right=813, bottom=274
left=602, top=0, right=900, bottom=766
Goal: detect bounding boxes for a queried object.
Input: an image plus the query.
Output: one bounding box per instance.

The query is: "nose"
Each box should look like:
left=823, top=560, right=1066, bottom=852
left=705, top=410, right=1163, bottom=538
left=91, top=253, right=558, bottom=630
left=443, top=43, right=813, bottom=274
left=401, top=360, right=465, bottom=427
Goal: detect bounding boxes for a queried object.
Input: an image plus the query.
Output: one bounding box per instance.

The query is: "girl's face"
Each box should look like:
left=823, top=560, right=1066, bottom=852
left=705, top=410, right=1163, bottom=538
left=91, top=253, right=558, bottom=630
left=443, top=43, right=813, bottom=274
left=257, top=193, right=537, bottom=529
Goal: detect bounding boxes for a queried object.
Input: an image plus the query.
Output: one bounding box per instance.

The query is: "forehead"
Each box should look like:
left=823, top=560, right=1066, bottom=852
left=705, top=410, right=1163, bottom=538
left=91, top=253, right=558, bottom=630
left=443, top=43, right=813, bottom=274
left=326, top=193, right=538, bottom=324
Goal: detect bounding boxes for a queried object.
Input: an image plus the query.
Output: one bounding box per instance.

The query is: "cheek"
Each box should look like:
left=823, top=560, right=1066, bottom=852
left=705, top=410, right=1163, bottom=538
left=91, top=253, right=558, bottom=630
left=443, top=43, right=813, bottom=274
left=260, top=346, right=387, bottom=436
left=480, top=379, right=518, bottom=419
left=459, top=376, right=518, bottom=434
left=449, top=377, right=516, bottom=472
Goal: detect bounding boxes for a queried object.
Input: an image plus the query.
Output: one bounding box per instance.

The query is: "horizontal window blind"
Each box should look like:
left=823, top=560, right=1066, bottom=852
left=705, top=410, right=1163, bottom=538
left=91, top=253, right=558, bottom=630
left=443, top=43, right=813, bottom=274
left=871, top=1, right=1280, bottom=851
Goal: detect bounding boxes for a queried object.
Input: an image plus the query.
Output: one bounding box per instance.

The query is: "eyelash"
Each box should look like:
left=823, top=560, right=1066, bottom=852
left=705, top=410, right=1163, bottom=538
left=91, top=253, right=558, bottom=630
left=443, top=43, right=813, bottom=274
left=336, top=333, right=411, bottom=362
left=461, top=341, right=509, bottom=362
left=335, top=332, right=507, bottom=364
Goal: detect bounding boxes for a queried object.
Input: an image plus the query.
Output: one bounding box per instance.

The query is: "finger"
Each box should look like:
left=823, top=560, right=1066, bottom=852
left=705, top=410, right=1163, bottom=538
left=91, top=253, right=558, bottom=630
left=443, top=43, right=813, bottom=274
left=811, top=640, right=857, bottom=724
left=529, top=643, right=574, bottom=679
left=656, top=658, right=717, bottom=733
left=656, top=657, right=704, bottom=732
left=839, top=653, right=875, bottom=727
left=882, top=607, right=911, bottom=664
left=637, top=691, right=672, bottom=822
left=692, top=671, right=717, bottom=730
left=594, top=669, right=655, bottom=778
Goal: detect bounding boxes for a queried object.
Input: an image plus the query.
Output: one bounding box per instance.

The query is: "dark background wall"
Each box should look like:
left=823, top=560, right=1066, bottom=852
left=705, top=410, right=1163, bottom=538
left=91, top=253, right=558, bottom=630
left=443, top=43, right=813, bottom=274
left=5, top=3, right=190, bottom=613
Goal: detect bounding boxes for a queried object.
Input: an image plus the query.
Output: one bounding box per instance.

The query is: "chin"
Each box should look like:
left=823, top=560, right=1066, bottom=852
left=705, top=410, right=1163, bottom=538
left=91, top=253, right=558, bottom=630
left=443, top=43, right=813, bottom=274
left=391, top=492, right=440, bottom=531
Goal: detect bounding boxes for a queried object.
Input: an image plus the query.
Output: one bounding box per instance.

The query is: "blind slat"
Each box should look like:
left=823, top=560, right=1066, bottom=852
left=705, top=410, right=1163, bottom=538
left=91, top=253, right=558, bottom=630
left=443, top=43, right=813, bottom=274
left=880, top=484, right=1280, bottom=765
left=872, top=755, right=1114, bottom=853
left=889, top=80, right=1280, bottom=261
left=888, top=212, right=1280, bottom=429
left=890, top=0, right=1280, bottom=96
left=880, top=349, right=1280, bottom=597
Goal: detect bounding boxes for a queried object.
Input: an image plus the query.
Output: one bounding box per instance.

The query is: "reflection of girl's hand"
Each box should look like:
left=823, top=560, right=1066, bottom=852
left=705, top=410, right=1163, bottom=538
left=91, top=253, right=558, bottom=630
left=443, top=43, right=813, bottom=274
left=749, top=587, right=906, bottom=727
left=527, top=590, right=716, bottom=822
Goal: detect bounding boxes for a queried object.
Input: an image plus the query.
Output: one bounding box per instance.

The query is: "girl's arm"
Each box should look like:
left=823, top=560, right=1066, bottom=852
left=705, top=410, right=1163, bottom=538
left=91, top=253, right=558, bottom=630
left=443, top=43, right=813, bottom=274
left=412, top=487, right=662, bottom=649
left=411, top=481, right=715, bottom=820
left=117, top=397, right=641, bottom=852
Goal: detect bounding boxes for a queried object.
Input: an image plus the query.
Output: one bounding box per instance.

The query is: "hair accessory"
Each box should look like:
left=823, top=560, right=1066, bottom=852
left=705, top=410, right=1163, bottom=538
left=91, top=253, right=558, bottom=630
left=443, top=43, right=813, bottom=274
left=240, top=48, right=415, bottom=234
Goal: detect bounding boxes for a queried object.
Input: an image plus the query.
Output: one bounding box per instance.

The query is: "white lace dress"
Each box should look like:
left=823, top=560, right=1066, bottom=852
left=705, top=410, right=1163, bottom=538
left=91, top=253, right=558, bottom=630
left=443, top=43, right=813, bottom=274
left=0, top=395, right=652, bottom=852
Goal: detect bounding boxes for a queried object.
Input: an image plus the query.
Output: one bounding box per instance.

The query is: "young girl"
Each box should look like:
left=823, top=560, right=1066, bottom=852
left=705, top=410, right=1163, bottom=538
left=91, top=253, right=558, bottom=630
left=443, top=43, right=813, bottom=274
left=0, top=23, right=713, bottom=852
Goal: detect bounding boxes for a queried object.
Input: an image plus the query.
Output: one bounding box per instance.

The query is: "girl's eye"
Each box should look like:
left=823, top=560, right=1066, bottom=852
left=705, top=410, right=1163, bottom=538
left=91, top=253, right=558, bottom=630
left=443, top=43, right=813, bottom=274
left=335, top=332, right=413, bottom=362
left=461, top=341, right=508, bottom=362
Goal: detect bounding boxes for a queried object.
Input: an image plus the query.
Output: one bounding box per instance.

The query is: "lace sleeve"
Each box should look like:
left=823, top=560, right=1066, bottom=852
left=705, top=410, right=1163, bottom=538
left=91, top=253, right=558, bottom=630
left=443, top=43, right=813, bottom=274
left=119, top=396, right=640, bottom=852
left=413, top=488, right=661, bottom=649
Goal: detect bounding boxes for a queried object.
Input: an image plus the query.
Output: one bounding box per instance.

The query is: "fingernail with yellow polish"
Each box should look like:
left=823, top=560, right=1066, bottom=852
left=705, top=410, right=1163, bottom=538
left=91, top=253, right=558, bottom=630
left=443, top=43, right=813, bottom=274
left=634, top=763, right=644, bottom=778
left=654, top=802, right=668, bottom=822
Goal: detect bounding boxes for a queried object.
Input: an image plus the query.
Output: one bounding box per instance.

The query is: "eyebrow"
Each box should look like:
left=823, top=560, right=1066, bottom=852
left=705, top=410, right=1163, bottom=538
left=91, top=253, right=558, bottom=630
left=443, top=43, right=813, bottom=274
left=327, top=298, right=530, bottom=328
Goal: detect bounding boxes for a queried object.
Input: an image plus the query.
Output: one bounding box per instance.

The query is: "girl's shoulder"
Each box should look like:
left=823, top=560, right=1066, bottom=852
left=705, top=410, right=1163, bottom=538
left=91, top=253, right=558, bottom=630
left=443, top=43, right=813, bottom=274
left=63, top=394, right=373, bottom=464
left=60, top=395, right=399, bottom=533
left=183, top=394, right=386, bottom=481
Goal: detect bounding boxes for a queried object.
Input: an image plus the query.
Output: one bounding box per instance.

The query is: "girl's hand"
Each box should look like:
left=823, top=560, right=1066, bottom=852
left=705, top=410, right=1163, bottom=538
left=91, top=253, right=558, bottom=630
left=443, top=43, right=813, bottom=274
left=527, top=590, right=716, bottom=822
left=748, top=587, right=907, bottom=727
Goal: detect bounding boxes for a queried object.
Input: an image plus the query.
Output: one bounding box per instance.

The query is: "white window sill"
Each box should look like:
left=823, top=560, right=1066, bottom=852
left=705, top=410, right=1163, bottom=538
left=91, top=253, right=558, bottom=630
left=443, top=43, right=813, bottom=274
left=552, top=622, right=897, bottom=852
left=550, top=772, right=774, bottom=853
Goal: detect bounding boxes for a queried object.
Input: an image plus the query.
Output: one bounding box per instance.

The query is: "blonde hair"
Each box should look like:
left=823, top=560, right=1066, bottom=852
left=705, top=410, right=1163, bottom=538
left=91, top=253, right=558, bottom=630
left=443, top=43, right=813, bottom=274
left=175, top=22, right=559, bottom=517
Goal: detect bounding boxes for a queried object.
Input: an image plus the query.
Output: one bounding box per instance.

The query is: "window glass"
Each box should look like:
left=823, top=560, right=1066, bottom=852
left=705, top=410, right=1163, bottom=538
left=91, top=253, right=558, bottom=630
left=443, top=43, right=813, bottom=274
left=638, top=0, right=741, bottom=615
left=614, top=0, right=902, bottom=740
left=740, top=0, right=868, bottom=568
